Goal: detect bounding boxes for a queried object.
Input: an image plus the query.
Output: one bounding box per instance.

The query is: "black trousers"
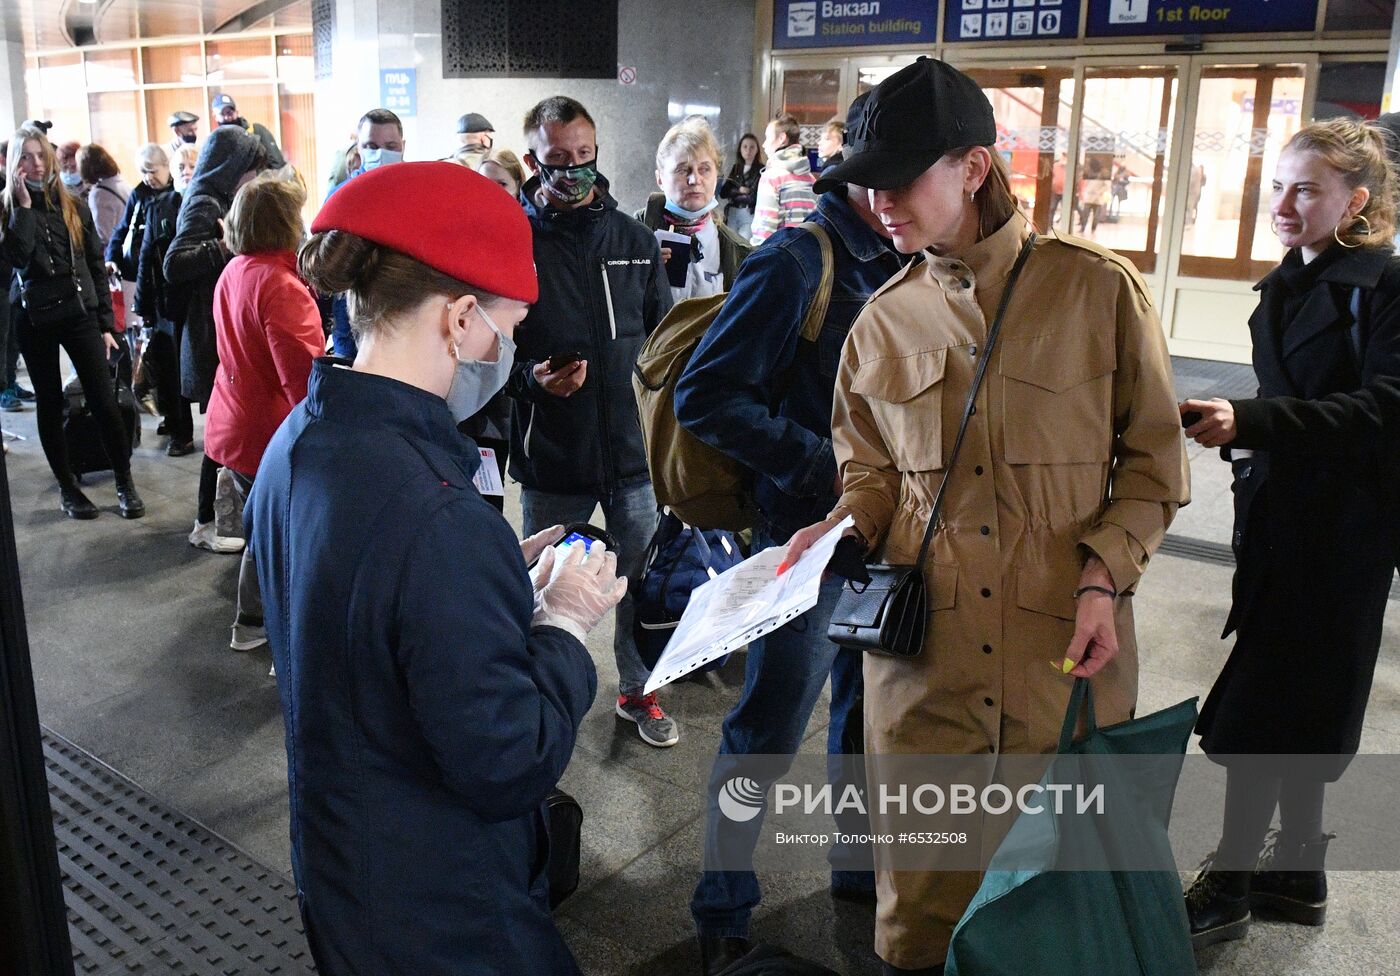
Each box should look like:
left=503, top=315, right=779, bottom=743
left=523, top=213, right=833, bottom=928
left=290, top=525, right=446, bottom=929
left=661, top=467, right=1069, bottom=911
left=16, top=310, right=130, bottom=485
left=142, top=323, right=192, bottom=442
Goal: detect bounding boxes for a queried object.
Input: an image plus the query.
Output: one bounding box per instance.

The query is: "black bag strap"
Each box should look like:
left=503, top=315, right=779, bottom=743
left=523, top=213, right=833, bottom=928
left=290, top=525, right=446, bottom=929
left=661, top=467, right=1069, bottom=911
left=914, top=231, right=1037, bottom=570
left=1057, top=676, right=1098, bottom=753
left=96, top=182, right=128, bottom=207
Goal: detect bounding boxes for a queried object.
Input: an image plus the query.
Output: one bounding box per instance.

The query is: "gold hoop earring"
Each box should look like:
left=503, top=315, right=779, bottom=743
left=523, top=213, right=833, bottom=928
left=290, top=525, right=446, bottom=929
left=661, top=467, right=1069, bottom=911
left=1334, top=213, right=1369, bottom=249
left=1269, top=214, right=1279, bottom=236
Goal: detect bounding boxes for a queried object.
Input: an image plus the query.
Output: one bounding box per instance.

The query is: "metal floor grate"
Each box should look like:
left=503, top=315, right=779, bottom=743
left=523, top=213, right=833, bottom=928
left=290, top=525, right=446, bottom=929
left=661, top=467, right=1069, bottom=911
left=44, top=729, right=316, bottom=975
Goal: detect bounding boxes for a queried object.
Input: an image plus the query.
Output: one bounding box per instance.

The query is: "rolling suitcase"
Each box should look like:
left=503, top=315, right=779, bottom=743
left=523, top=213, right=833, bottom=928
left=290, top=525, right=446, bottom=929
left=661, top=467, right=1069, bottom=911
left=62, top=362, right=139, bottom=475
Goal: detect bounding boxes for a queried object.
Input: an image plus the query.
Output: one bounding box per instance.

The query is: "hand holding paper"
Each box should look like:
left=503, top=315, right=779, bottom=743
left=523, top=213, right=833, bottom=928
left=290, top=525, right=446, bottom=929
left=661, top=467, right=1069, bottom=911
left=644, top=517, right=854, bottom=694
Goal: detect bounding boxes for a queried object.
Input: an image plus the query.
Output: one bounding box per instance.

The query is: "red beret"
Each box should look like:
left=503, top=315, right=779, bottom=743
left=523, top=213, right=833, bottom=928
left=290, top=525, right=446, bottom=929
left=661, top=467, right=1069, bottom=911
left=311, top=160, right=537, bottom=304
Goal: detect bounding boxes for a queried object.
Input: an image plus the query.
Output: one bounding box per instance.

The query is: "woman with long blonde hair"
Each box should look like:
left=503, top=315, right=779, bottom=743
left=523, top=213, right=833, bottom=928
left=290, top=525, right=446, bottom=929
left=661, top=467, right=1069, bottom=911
left=1, top=123, right=144, bottom=519
left=1181, top=116, right=1400, bottom=949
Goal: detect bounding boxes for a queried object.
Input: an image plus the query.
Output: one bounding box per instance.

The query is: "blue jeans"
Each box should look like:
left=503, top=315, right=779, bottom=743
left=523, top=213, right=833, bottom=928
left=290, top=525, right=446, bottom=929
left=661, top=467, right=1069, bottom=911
left=521, top=481, right=658, bottom=697
left=690, top=526, right=867, bottom=938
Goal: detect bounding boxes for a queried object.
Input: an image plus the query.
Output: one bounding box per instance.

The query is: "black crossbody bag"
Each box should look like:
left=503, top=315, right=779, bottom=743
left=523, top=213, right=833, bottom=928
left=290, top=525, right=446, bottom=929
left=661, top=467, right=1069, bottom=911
left=827, top=232, right=1037, bottom=658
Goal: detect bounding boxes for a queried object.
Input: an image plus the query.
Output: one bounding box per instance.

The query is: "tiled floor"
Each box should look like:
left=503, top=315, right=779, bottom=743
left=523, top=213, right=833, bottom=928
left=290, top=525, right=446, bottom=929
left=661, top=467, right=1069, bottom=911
left=4, top=356, right=1397, bottom=975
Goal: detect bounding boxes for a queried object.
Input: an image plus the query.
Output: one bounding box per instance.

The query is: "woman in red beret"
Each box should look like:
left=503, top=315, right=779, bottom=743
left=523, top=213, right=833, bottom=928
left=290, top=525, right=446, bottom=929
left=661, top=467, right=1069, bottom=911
left=245, top=161, right=626, bottom=975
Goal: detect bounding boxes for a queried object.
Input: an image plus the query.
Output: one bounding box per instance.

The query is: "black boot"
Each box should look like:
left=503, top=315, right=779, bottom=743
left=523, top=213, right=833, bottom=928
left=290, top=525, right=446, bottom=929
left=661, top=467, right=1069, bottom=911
left=114, top=471, right=145, bottom=519
left=59, top=482, right=99, bottom=520
left=698, top=936, right=750, bottom=976
left=1251, top=831, right=1333, bottom=926
left=1185, top=854, right=1251, bottom=949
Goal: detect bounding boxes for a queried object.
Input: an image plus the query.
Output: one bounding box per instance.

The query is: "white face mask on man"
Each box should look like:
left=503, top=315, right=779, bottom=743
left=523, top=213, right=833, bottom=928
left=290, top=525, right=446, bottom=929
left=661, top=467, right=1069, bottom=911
left=444, top=303, right=516, bottom=423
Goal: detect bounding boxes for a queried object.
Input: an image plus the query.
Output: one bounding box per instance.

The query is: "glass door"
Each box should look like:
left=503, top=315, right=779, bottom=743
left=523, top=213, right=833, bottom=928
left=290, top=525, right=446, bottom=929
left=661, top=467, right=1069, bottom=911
left=1068, top=64, right=1180, bottom=274
left=1176, top=62, right=1309, bottom=282
left=960, top=65, right=1075, bottom=234
left=773, top=62, right=844, bottom=148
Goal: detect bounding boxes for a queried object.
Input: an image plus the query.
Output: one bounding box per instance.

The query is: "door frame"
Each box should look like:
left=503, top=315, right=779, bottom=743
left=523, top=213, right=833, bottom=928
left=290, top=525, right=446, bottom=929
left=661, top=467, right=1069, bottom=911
left=1160, top=52, right=1319, bottom=360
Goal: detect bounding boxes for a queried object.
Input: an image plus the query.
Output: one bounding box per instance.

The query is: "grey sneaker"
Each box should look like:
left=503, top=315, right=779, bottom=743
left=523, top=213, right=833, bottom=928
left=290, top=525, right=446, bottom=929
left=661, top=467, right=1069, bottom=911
left=615, top=692, right=679, bottom=748
left=230, top=622, right=268, bottom=651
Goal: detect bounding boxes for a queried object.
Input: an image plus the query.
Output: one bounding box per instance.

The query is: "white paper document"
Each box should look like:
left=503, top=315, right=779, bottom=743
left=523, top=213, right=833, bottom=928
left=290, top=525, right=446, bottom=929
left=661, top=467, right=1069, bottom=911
left=643, top=517, right=854, bottom=694
left=473, top=447, right=504, bottom=497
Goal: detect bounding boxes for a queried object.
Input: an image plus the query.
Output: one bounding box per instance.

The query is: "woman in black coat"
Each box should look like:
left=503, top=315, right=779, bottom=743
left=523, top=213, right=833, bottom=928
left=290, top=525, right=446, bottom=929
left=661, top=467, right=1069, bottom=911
left=163, top=126, right=266, bottom=552
left=1180, top=117, right=1400, bottom=949
left=1, top=124, right=144, bottom=519
left=719, top=133, right=763, bottom=243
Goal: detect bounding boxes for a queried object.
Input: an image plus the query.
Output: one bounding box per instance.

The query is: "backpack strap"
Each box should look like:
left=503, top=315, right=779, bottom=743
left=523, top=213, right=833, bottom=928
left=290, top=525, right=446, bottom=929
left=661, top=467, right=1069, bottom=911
left=643, top=192, right=667, bottom=232
left=796, top=222, right=833, bottom=343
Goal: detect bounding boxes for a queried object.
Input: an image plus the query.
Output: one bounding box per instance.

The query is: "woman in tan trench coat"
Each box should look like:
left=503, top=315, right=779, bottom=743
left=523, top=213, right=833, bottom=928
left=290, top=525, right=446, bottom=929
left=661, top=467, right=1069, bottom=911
left=786, top=57, right=1191, bottom=975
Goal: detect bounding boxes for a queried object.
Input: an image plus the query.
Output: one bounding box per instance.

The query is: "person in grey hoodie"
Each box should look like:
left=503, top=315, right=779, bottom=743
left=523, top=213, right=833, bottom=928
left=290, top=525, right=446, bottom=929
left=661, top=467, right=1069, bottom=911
left=164, top=125, right=268, bottom=555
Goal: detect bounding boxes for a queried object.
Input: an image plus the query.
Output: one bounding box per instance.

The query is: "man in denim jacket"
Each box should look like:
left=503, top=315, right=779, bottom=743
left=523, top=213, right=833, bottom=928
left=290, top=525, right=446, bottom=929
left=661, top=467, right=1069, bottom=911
left=675, top=110, right=905, bottom=971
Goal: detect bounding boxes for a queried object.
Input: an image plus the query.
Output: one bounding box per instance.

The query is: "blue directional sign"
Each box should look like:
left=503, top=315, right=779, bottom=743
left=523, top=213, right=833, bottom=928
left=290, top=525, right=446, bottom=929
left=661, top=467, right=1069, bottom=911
left=945, top=0, right=1082, bottom=42
left=1087, top=0, right=1319, bottom=37
left=379, top=69, right=417, bottom=117
left=773, top=0, right=939, bottom=49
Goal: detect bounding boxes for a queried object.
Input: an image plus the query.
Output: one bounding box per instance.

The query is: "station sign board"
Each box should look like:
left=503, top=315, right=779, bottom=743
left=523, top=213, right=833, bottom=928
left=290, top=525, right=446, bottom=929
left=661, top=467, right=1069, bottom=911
left=773, top=0, right=940, bottom=49
left=1087, top=0, right=1319, bottom=37
left=945, top=0, right=1082, bottom=41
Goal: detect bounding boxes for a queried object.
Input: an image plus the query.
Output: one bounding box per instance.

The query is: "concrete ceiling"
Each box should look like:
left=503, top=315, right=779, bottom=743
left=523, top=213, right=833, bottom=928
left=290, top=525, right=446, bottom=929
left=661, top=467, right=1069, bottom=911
left=5, top=0, right=311, bottom=51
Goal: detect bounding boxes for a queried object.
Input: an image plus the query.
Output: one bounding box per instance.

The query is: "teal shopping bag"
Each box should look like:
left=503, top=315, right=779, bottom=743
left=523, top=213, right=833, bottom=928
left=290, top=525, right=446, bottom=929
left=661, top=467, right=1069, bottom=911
left=946, top=679, right=1199, bottom=976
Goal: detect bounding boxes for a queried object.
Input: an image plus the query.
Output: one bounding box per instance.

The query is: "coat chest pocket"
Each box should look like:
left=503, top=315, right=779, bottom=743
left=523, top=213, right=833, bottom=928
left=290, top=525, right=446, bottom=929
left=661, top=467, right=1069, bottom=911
left=999, top=331, right=1115, bottom=464
left=851, top=349, right=947, bottom=472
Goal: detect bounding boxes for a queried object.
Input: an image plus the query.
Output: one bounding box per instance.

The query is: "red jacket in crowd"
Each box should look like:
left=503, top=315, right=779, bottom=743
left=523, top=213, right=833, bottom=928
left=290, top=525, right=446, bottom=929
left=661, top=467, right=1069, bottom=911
left=206, top=251, right=324, bottom=477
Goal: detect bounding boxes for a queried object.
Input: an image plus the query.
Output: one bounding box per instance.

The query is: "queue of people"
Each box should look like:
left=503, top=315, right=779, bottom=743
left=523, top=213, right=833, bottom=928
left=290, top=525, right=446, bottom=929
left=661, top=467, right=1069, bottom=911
left=3, top=56, right=1397, bottom=976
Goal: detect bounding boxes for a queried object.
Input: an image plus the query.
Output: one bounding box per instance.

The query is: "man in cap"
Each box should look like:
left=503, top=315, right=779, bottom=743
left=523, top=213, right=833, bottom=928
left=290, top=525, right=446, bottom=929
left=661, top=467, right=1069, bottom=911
left=167, top=110, right=199, bottom=159
left=676, top=91, right=902, bottom=975
left=211, top=93, right=287, bottom=169
left=455, top=112, right=495, bottom=168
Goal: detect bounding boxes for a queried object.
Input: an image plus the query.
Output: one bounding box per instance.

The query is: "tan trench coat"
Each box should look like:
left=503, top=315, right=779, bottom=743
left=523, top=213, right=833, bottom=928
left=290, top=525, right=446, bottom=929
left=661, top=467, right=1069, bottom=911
left=829, top=212, right=1190, bottom=968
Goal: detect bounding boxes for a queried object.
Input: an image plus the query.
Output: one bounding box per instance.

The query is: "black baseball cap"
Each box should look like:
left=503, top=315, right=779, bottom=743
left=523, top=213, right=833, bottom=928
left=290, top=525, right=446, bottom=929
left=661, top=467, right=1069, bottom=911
left=814, top=57, right=996, bottom=194
left=457, top=112, right=494, bottom=135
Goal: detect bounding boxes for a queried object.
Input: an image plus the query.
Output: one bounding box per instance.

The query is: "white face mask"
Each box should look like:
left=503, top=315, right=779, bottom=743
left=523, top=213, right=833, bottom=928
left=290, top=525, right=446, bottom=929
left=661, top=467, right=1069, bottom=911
left=360, top=147, right=403, bottom=171
left=445, top=304, right=516, bottom=423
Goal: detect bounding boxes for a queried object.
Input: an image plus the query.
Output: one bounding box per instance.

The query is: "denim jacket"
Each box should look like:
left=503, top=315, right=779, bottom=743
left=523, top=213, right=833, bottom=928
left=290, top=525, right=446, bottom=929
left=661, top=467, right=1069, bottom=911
left=674, top=190, right=903, bottom=540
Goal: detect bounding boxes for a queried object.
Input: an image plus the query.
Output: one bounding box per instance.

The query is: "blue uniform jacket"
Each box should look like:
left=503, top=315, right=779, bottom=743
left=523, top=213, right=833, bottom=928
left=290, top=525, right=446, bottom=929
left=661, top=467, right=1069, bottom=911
left=674, top=191, right=903, bottom=540
left=247, top=360, right=597, bottom=975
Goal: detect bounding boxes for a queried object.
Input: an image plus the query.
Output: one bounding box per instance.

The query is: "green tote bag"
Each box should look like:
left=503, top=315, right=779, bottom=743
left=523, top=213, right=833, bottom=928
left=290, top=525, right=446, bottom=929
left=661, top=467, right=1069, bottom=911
left=946, top=678, right=1199, bottom=976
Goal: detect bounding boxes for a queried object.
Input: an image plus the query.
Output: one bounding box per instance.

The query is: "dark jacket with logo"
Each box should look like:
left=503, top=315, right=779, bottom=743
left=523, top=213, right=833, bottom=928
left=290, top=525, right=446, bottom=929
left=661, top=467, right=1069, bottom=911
left=674, top=190, right=903, bottom=540
left=3, top=180, right=114, bottom=333
left=165, top=126, right=263, bottom=403
left=247, top=360, right=595, bottom=975
left=1197, top=243, right=1400, bottom=770
left=507, top=174, right=672, bottom=495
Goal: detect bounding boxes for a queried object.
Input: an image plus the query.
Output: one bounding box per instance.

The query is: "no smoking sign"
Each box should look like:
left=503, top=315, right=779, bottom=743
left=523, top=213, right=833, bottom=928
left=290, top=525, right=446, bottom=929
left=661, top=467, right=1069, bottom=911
left=618, top=65, right=637, bottom=85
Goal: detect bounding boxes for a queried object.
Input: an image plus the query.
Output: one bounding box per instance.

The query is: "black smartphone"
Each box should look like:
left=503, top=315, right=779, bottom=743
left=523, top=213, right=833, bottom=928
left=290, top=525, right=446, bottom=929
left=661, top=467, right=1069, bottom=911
left=1181, top=410, right=1203, bottom=428
left=545, top=351, right=583, bottom=373
left=528, top=522, right=618, bottom=571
